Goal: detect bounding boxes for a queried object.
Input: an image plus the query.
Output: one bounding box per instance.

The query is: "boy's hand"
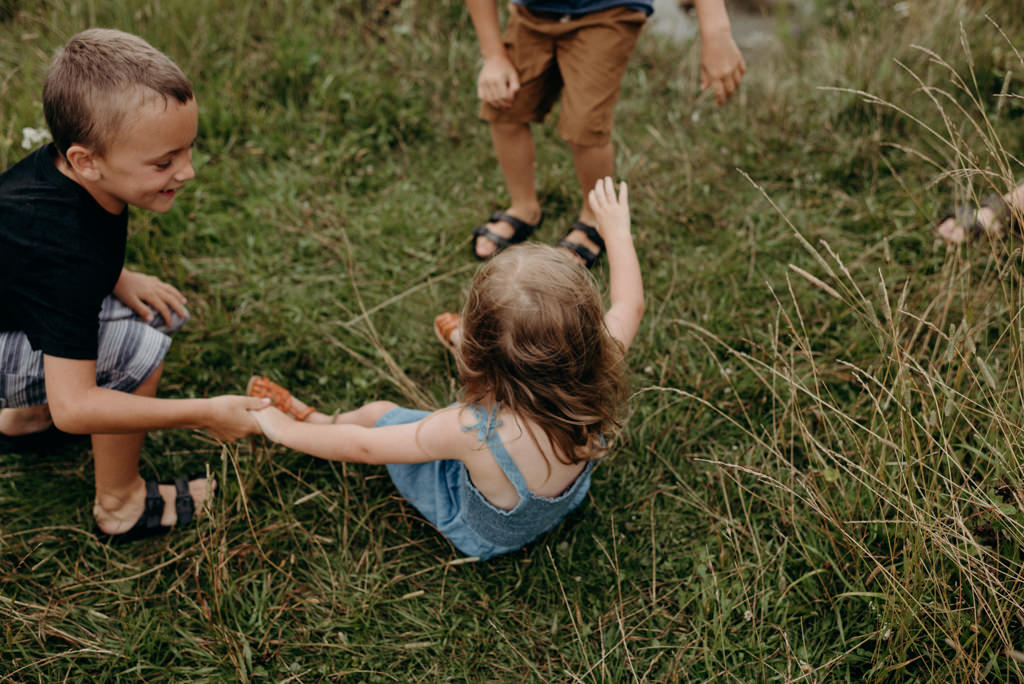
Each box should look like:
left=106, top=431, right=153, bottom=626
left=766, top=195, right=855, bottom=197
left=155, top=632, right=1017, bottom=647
left=700, top=29, right=745, bottom=105
left=477, top=56, right=520, bottom=108
left=204, top=395, right=268, bottom=441
left=113, top=269, right=188, bottom=326
left=588, top=177, right=630, bottom=241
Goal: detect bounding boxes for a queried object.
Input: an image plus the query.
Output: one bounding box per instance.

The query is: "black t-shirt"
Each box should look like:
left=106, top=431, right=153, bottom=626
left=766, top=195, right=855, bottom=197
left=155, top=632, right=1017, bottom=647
left=0, top=144, right=127, bottom=360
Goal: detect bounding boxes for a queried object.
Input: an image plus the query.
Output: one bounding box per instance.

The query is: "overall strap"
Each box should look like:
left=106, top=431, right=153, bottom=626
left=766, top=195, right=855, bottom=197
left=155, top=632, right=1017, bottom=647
left=462, top=402, right=531, bottom=498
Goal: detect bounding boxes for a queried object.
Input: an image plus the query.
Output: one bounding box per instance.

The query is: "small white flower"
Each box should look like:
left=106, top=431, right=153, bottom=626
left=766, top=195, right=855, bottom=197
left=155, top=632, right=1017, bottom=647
left=21, top=127, right=51, bottom=150
left=744, top=609, right=753, bottom=622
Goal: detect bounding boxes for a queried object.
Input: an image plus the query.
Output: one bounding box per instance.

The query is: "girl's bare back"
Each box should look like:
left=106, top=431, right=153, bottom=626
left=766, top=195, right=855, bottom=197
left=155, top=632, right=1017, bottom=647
left=451, top=404, right=590, bottom=511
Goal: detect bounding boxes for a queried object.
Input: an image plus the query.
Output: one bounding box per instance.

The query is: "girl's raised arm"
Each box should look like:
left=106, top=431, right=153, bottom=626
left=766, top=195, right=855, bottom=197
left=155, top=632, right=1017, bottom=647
left=588, top=178, right=645, bottom=351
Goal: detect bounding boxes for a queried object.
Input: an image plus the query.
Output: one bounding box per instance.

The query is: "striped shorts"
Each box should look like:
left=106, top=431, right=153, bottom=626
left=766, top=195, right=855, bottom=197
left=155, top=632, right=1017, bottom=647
left=0, top=296, right=188, bottom=409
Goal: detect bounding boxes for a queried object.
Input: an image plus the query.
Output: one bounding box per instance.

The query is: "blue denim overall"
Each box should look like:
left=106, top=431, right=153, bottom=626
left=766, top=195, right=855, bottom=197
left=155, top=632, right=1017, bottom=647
left=377, top=403, right=596, bottom=560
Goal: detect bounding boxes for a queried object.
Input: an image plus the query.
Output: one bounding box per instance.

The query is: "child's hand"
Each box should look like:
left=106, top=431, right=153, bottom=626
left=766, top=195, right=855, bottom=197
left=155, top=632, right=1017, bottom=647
left=249, top=405, right=291, bottom=443
left=595, top=175, right=643, bottom=352
left=477, top=56, right=520, bottom=109
left=588, top=177, right=630, bottom=241
left=204, top=395, right=268, bottom=442
left=113, top=268, right=188, bottom=326
left=700, top=29, right=745, bottom=105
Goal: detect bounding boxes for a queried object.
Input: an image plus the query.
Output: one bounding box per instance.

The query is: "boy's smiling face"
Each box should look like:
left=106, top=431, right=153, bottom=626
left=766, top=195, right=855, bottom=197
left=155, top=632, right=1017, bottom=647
left=67, top=93, right=198, bottom=215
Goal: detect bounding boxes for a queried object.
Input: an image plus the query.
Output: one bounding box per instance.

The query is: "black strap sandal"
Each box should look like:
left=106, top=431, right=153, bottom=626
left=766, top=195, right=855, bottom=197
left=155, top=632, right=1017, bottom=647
left=472, top=211, right=543, bottom=260
left=556, top=221, right=606, bottom=269
left=94, top=472, right=212, bottom=545
left=167, top=475, right=196, bottom=526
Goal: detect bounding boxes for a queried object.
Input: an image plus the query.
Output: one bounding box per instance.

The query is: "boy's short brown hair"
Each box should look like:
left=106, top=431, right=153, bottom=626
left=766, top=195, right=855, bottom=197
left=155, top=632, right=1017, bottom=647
left=43, top=28, right=193, bottom=157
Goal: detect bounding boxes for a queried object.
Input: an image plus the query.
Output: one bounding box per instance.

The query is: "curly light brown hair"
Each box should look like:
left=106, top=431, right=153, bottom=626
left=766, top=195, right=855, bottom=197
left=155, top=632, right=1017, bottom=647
left=43, top=28, right=193, bottom=157
left=457, top=244, right=628, bottom=464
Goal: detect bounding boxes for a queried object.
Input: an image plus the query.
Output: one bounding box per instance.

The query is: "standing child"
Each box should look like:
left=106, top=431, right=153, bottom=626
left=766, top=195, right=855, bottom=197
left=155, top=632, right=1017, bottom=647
left=0, top=29, right=266, bottom=543
left=466, top=0, right=745, bottom=267
left=248, top=178, right=643, bottom=560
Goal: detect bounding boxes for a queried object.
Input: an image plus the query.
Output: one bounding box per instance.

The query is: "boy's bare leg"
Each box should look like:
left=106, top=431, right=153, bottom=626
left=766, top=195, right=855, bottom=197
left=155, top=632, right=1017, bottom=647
left=936, top=182, right=1024, bottom=243
left=0, top=404, right=53, bottom=436
left=565, top=141, right=615, bottom=262
left=92, top=363, right=214, bottom=534
left=475, top=121, right=543, bottom=259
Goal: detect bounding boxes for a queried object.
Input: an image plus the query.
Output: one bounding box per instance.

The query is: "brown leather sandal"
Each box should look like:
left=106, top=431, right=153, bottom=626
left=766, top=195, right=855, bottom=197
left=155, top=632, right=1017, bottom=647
left=433, top=313, right=461, bottom=353
left=246, top=376, right=316, bottom=421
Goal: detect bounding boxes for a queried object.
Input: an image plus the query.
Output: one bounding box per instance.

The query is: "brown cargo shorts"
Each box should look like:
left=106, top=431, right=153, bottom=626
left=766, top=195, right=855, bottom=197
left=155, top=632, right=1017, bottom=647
left=479, top=4, right=647, bottom=147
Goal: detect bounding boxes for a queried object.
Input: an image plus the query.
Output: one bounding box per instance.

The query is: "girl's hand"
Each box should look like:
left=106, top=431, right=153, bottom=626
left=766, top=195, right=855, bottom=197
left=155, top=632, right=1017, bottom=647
left=249, top=405, right=292, bottom=443
left=588, top=177, right=630, bottom=241
left=113, top=268, right=188, bottom=326
left=203, top=395, right=268, bottom=442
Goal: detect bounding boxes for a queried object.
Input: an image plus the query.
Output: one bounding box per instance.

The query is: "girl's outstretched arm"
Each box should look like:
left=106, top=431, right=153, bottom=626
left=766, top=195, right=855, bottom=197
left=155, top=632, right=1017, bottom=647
left=588, top=177, right=645, bottom=351
left=251, top=405, right=458, bottom=465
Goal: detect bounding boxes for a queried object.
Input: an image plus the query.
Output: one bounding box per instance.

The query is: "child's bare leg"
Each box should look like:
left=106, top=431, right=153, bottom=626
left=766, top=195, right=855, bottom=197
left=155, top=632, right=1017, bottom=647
left=447, top=327, right=463, bottom=349
left=332, top=400, right=399, bottom=427
left=246, top=376, right=337, bottom=424
left=262, top=386, right=396, bottom=427
left=267, top=391, right=335, bottom=425
left=92, top=363, right=214, bottom=535
left=476, top=121, right=542, bottom=259
left=0, top=404, right=53, bottom=436
left=564, top=141, right=614, bottom=261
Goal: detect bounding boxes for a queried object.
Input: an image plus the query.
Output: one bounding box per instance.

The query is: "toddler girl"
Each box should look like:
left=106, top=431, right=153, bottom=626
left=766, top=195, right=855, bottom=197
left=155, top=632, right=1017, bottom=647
left=249, top=177, right=643, bottom=559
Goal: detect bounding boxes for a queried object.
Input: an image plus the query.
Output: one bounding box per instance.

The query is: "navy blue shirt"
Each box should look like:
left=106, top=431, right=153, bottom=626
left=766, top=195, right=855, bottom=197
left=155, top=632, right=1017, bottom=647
left=0, top=144, right=127, bottom=359
left=515, top=0, right=653, bottom=16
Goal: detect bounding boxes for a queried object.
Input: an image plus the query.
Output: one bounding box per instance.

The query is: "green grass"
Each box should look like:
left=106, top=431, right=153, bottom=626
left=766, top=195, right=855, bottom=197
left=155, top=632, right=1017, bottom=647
left=3, top=0, right=1024, bottom=680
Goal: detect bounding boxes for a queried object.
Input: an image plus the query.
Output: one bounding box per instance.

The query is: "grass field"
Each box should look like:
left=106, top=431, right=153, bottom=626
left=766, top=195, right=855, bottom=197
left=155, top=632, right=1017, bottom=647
left=3, top=0, right=1024, bottom=680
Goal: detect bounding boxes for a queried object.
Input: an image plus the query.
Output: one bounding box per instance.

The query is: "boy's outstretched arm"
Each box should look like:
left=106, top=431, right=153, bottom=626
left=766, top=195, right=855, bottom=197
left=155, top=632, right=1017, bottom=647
left=466, top=0, right=519, bottom=108
left=693, top=0, right=745, bottom=105
left=43, top=356, right=265, bottom=441
left=588, top=178, right=644, bottom=351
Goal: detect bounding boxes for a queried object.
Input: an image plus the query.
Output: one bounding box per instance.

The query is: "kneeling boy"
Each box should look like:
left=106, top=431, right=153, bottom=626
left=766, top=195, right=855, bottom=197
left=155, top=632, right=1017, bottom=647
left=0, top=29, right=266, bottom=543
